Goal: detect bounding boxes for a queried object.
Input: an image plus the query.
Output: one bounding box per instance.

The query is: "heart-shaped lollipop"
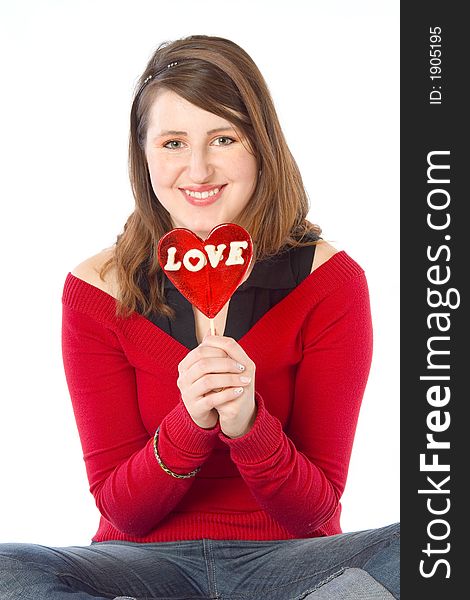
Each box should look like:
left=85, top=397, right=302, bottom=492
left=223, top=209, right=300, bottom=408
left=157, top=223, right=253, bottom=320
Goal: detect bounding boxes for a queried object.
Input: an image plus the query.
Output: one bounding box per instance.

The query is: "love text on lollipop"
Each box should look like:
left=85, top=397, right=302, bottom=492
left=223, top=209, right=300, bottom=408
left=163, top=240, right=249, bottom=272
left=157, top=223, right=254, bottom=330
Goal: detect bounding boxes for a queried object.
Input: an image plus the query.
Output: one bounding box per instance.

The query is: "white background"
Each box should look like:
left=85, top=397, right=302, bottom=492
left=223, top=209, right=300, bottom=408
left=0, top=0, right=399, bottom=546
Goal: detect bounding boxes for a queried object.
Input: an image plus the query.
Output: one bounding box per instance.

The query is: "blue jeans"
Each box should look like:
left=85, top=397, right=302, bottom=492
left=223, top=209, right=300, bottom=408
left=0, top=522, right=399, bottom=599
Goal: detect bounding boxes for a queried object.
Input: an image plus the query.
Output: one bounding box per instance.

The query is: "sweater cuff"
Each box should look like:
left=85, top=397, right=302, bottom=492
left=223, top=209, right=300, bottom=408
left=218, top=392, right=283, bottom=464
left=161, top=397, right=221, bottom=456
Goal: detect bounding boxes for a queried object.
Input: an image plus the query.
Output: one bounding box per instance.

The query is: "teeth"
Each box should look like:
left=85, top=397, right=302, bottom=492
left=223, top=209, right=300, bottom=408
left=184, top=187, right=220, bottom=199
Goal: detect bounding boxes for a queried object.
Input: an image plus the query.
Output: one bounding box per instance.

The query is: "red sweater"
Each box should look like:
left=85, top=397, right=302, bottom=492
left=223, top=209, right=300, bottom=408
left=61, top=251, right=372, bottom=543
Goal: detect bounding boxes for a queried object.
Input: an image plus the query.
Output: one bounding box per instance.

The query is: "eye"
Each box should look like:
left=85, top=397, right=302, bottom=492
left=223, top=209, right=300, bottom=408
left=213, top=136, right=235, bottom=146
left=163, top=140, right=184, bottom=150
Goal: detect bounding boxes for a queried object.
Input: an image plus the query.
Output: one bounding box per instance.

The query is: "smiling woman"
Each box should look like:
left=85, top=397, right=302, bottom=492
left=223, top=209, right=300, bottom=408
left=144, top=88, right=258, bottom=239
left=89, top=36, right=324, bottom=324
left=0, top=34, right=399, bottom=599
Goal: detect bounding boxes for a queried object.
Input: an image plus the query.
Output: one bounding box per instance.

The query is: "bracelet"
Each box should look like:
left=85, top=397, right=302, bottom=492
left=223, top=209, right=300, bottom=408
left=153, top=426, right=201, bottom=479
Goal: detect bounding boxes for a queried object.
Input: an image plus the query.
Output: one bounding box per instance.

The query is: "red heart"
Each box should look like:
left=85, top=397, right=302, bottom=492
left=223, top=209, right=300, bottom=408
left=157, top=223, right=253, bottom=318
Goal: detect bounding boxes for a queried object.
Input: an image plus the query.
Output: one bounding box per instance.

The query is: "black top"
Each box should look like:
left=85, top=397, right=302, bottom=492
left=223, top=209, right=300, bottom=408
left=143, top=236, right=319, bottom=350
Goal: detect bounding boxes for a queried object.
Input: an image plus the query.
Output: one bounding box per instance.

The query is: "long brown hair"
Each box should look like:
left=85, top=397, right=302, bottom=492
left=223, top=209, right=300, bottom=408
left=100, top=34, right=321, bottom=319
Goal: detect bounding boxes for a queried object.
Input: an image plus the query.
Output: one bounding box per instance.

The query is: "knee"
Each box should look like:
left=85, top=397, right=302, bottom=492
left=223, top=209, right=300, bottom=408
left=0, top=543, right=49, bottom=596
left=302, top=567, right=397, bottom=599
left=386, top=522, right=400, bottom=554
left=376, top=522, right=400, bottom=547
left=0, top=542, right=60, bottom=582
left=378, top=522, right=400, bottom=538
left=389, top=522, right=400, bottom=537
left=0, top=542, right=47, bottom=567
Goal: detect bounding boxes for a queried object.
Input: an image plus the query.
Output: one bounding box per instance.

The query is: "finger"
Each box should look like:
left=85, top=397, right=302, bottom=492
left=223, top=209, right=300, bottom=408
left=187, top=356, right=246, bottom=383
left=192, top=373, right=252, bottom=399
left=178, top=344, right=228, bottom=375
left=178, top=353, right=239, bottom=397
left=199, top=335, right=252, bottom=368
left=200, top=384, right=247, bottom=407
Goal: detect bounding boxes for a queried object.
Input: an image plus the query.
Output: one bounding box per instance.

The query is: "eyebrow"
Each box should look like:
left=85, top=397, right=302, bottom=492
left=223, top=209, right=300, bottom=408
left=156, top=126, right=235, bottom=137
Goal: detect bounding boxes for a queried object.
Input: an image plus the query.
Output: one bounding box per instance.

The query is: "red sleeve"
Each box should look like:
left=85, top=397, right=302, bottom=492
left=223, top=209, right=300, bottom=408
left=220, top=272, right=373, bottom=537
left=61, top=304, right=220, bottom=537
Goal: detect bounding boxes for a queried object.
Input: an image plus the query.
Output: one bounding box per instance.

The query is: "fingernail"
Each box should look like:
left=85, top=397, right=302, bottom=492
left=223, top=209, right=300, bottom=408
left=234, top=387, right=244, bottom=395
left=237, top=363, right=246, bottom=371
left=240, top=376, right=251, bottom=383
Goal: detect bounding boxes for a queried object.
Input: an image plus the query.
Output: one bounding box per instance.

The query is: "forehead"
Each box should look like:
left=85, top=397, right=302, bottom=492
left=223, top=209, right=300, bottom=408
left=146, top=89, right=234, bottom=134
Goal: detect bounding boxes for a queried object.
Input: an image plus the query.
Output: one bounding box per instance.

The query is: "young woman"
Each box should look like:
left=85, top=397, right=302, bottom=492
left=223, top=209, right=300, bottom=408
left=0, top=35, right=399, bottom=599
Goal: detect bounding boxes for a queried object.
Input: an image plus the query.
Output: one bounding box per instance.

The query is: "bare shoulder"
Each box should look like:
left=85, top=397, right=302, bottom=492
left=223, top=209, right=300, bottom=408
left=310, top=240, right=339, bottom=273
left=71, top=245, right=119, bottom=299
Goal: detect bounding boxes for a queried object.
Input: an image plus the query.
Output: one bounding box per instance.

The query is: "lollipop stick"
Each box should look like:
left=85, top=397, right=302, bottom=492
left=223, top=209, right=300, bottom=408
left=209, top=317, right=223, bottom=392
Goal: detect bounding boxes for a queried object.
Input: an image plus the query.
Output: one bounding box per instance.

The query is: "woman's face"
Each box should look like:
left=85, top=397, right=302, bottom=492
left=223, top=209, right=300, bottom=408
left=144, top=89, right=258, bottom=239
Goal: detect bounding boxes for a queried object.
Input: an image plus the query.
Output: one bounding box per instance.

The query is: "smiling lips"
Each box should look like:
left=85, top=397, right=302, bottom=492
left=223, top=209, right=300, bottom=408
left=180, top=184, right=227, bottom=206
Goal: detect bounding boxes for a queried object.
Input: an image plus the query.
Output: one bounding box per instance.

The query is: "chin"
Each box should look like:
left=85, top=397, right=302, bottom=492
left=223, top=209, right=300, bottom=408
left=184, top=220, right=219, bottom=238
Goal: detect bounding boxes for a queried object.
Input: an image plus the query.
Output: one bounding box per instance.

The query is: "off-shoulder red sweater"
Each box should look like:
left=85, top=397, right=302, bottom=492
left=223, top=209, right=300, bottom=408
left=61, top=251, right=373, bottom=543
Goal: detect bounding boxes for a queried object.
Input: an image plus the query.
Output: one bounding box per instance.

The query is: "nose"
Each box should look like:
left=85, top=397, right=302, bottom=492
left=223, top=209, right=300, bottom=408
left=187, top=146, right=214, bottom=182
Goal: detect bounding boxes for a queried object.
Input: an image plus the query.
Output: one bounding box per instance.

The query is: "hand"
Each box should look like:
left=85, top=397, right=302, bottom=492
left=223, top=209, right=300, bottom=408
left=199, top=334, right=257, bottom=439
left=177, top=333, right=253, bottom=431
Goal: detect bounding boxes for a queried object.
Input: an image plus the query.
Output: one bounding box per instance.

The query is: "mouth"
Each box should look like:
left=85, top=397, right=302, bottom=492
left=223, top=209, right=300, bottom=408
left=179, top=184, right=227, bottom=207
